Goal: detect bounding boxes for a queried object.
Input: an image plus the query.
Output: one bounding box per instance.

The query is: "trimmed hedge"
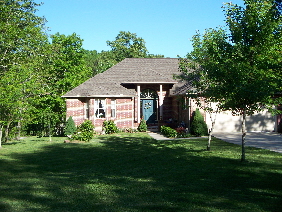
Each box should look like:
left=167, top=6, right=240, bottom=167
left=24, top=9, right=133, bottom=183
left=161, top=125, right=177, bottom=138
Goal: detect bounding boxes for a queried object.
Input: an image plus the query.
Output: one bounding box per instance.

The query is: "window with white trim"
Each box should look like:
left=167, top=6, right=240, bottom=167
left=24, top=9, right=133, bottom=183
left=95, top=99, right=106, bottom=118
left=111, top=99, right=116, bottom=118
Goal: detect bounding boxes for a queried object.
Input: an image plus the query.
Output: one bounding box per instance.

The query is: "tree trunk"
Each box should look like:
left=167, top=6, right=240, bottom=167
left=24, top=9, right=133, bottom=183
left=207, top=111, right=218, bottom=151
left=48, top=118, right=52, bottom=142
left=4, top=121, right=11, bottom=142
left=17, top=120, right=21, bottom=140
left=241, top=109, right=247, bottom=162
left=0, top=125, right=3, bottom=148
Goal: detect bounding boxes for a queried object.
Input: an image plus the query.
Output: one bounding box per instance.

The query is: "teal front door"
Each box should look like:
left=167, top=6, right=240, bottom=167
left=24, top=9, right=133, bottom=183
left=142, top=99, right=156, bottom=124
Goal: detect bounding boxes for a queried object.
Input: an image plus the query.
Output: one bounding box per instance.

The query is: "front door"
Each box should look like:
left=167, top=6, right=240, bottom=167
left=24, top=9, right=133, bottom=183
left=142, top=99, right=156, bottom=124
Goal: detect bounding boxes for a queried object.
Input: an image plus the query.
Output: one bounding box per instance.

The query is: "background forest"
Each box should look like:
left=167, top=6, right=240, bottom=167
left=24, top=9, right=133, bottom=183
left=0, top=0, right=164, bottom=142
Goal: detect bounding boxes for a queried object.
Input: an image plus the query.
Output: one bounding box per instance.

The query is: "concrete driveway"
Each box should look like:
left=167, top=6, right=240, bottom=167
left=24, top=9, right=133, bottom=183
left=213, top=132, right=282, bottom=153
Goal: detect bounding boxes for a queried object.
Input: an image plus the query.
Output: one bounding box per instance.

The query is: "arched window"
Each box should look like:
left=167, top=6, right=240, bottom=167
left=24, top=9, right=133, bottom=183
left=140, top=89, right=158, bottom=99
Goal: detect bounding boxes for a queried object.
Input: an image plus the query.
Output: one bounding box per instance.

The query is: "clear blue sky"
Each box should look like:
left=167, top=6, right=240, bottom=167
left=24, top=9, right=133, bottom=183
left=35, top=0, right=245, bottom=58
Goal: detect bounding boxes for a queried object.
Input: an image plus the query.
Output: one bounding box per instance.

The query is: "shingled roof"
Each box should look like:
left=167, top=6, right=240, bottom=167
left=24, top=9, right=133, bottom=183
left=62, top=58, right=193, bottom=98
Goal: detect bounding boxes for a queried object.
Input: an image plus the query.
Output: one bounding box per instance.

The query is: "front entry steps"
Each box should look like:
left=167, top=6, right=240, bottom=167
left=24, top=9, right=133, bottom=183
left=147, top=123, right=158, bottom=132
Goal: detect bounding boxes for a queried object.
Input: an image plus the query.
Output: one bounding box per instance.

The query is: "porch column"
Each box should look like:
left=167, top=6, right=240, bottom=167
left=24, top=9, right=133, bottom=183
left=159, top=84, right=163, bottom=120
left=137, top=84, right=141, bottom=123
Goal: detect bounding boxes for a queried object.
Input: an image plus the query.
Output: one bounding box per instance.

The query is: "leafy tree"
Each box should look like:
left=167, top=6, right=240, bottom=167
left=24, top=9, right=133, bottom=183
left=95, top=50, right=118, bottom=74
left=275, top=0, right=282, bottom=13
left=0, top=0, right=47, bottom=73
left=28, top=33, right=93, bottom=137
left=180, top=0, right=282, bottom=161
left=49, top=32, right=92, bottom=94
left=85, top=31, right=164, bottom=75
left=84, top=50, right=100, bottom=75
left=0, top=0, right=49, bottom=141
left=107, top=31, right=148, bottom=62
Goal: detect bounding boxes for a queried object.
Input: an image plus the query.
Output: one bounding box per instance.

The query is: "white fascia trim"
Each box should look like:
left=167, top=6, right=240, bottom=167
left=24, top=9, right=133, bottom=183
left=62, top=94, right=136, bottom=98
left=122, top=81, right=178, bottom=84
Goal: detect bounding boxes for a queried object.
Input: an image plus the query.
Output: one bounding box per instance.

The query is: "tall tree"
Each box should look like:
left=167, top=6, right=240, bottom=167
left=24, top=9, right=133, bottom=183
left=29, top=33, right=92, bottom=136
left=106, top=31, right=149, bottom=62
left=84, top=50, right=100, bottom=75
left=49, top=32, right=92, bottom=94
left=0, top=0, right=47, bottom=73
left=93, top=31, right=164, bottom=74
left=180, top=0, right=282, bottom=161
left=0, top=0, right=48, bottom=141
left=93, top=50, right=117, bottom=74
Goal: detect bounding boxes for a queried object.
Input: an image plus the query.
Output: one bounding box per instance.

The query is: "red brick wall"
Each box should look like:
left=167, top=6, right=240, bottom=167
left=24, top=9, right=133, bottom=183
left=65, top=84, right=179, bottom=130
left=66, top=97, right=134, bottom=131
left=66, top=99, right=85, bottom=126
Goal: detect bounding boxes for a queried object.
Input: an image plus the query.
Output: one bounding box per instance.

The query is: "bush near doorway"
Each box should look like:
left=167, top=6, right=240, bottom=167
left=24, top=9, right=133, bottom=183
left=137, top=119, right=147, bottom=132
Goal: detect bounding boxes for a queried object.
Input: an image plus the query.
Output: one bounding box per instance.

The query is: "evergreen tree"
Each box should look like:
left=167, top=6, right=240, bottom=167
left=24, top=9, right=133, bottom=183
left=64, top=116, right=76, bottom=136
left=137, top=119, right=147, bottom=132
left=190, top=109, right=208, bottom=137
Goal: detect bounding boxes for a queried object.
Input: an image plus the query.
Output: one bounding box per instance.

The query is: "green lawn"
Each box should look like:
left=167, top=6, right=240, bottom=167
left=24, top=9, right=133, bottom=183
left=0, top=133, right=281, bottom=212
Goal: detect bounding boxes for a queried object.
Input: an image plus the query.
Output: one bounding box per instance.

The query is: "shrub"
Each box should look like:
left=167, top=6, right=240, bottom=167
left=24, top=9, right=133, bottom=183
left=137, top=119, right=147, bottom=132
left=72, top=120, right=95, bottom=142
left=161, top=125, right=177, bottom=138
left=64, top=116, right=76, bottom=136
left=176, top=127, right=190, bottom=138
left=124, top=128, right=137, bottom=133
left=190, top=108, right=208, bottom=137
left=102, top=120, right=119, bottom=134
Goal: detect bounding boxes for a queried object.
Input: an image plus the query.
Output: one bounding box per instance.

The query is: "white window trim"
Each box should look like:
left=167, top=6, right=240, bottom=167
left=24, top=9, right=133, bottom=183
left=84, top=99, right=90, bottom=119
left=95, top=99, right=106, bottom=118
left=111, top=99, right=116, bottom=118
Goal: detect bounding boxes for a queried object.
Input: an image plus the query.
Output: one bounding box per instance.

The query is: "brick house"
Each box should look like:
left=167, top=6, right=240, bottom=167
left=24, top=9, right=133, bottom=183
left=62, top=58, right=277, bottom=132
left=62, top=58, right=194, bottom=131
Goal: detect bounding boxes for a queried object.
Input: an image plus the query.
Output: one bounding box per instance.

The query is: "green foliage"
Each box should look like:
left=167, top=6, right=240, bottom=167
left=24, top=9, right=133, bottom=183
left=176, top=127, right=190, bottom=138
left=102, top=120, right=119, bottom=134
left=49, top=32, right=92, bottom=93
left=72, top=120, right=95, bottom=142
left=190, top=109, right=208, bottom=137
left=122, top=128, right=138, bottom=133
left=0, top=0, right=49, bottom=140
left=181, top=0, right=282, bottom=114
left=161, top=126, right=177, bottom=138
left=84, top=50, right=100, bottom=75
left=106, top=31, right=149, bottom=62
left=27, top=33, right=92, bottom=137
left=180, top=0, right=282, bottom=160
left=137, top=119, right=147, bottom=132
left=64, top=116, right=76, bottom=136
left=84, top=31, right=164, bottom=75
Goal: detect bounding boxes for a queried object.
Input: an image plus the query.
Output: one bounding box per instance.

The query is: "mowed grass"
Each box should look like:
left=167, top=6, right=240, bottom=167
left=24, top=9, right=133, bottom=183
left=0, top=133, right=282, bottom=212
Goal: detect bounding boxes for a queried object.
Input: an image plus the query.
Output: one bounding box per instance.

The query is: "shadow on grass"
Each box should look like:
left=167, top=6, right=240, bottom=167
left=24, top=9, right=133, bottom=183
left=0, top=135, right=282, bottom=211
